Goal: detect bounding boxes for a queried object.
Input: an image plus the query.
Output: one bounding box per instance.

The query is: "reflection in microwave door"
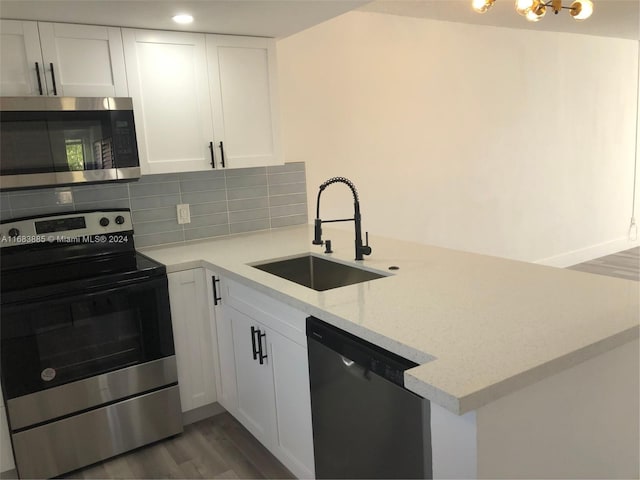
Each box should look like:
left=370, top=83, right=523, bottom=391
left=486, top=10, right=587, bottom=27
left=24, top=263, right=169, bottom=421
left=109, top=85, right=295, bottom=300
left=41, top=368, right=56, bottom=382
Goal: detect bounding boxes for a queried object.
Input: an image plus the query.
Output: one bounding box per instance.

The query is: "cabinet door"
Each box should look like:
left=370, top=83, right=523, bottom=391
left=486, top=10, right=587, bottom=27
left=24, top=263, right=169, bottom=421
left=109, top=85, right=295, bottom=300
left=168, top=269, right=217, bottom=412
left=226, top=305, right=277, bottom=446
left=0, top=20, right=44, bottom=96
left=206, top=35, right=282, bottom=169
left=207, top=273, right=238, bottom=414
left=38, top=23, right=127, bottom=97
left=269, top=330, right=315, bottom=479
left=122, top=29, right=215, bottom=174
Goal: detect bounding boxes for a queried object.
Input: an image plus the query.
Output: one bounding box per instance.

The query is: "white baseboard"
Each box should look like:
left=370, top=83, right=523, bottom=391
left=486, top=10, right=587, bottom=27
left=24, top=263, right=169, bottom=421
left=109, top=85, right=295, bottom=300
left=536, top=237, right=640, bottom=268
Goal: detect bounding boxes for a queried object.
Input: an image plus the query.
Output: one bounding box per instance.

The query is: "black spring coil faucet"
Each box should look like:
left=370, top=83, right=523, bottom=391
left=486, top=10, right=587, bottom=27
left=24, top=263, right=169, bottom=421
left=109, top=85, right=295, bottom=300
left=312, top=177, right=372, bottom=261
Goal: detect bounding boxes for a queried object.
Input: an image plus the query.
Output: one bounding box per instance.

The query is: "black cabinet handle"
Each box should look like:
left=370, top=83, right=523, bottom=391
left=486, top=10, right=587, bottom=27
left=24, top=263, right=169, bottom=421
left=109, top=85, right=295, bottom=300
left=209, top=141, right=216, bottom=168
left=35, top=62, right=43, bottom=95
left=219, top=141, right=226, bottom=168
left=49, top=63, right=58, bottom=96
left=251, top=326, right=259, bottom=360
left=211, top=276, right=221, bottom=305
left=258, top=330, right=267, bottom=364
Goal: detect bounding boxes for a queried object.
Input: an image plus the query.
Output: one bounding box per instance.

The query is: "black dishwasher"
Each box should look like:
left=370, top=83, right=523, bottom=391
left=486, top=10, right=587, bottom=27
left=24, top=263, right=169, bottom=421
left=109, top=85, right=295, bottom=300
left=306, top=317, right=432, bottom=479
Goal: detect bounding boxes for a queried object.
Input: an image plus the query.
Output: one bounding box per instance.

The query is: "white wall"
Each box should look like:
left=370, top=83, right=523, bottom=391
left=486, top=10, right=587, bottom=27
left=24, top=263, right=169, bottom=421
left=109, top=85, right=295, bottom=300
left=277, top=11, right=639, bottom=264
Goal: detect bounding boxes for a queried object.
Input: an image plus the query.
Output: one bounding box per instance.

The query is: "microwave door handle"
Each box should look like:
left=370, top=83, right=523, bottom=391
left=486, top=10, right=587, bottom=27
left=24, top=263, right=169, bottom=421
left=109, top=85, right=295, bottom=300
left=49, top=63, right=58, bottom=96
left=35, top=62, right=44, bottom=95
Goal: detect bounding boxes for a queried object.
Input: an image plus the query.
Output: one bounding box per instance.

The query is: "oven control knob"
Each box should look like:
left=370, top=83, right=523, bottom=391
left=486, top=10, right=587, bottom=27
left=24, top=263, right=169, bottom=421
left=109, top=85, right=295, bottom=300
left=99, top=217, right=110, bottom=227
left=8, top=228, right=19, bottom=237
left=115, top=215, right=125, bottom=225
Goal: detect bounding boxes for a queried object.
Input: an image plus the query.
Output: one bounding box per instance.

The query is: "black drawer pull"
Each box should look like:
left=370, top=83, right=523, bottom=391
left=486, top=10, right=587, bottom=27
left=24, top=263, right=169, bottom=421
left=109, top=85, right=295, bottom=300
left=251, top=326, right=259, bottom=360
left=212, top=276, right=221, bottom=305
left=258, top=330, right=267, bottom=364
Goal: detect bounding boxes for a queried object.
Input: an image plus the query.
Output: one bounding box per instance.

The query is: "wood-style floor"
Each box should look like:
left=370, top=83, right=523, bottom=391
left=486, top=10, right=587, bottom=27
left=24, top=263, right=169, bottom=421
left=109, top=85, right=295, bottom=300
left=61, top=413, right=294, bottom=480
left=568, top=246, right=640, bottom=281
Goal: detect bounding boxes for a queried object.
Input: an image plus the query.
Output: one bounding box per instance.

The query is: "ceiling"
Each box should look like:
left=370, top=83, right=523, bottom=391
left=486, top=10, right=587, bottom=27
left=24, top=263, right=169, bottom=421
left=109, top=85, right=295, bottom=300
left=359, top=0, right=640, bottom=40
left=0, top=0, right=370, bottom=38
left=0, top=0, right=636, bottom=40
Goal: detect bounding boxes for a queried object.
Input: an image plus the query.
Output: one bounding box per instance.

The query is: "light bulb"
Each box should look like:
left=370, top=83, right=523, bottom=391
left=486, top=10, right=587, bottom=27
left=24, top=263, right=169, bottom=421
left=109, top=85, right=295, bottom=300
left=514, top=0, right=534, bottom=15
left=472, top=0, right=495, bottom=14
left=172, top=14, right=194, bottom=24
left=570, top=0, right=594, bottom=20
left=525, top=0, right=546, bottom=21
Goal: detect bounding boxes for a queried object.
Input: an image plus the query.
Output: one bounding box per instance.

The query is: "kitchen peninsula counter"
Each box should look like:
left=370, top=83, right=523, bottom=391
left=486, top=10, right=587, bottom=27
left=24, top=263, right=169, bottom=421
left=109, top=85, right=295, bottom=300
left=141, top=225, right=639, bottom=417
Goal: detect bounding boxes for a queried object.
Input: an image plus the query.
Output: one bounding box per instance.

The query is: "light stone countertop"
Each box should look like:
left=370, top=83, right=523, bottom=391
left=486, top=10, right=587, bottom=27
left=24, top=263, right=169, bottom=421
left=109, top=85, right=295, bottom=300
left=140, top=225, right=640, bottom=415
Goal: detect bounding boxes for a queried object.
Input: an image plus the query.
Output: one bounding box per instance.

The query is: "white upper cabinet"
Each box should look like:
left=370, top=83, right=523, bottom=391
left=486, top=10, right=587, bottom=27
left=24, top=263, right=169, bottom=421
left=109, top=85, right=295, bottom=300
left=122, top=29, right=215, bottom=175
left=122, top=28, right=282, bottom=174
left=38, top=23, right=128, bottom=97
left=0, top=20, right=43, bottom=96
left=206, top=35, right=282, bottom=169
left=0, top=20, right=127, bottom=97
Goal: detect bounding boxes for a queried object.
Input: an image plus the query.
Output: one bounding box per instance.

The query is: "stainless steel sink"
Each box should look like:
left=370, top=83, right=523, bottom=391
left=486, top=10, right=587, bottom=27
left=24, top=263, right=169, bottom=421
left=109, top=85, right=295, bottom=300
left=252, top=254, right=387, bottom=291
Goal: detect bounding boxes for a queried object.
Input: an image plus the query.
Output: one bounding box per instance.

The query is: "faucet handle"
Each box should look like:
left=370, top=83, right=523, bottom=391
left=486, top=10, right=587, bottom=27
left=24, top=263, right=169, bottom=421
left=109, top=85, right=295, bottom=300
left=361, top=232, right=372, bottom=256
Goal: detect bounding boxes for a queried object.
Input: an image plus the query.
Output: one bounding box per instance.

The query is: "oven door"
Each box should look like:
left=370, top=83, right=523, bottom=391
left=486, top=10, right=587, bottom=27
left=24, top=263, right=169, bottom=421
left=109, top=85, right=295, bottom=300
left=0, top=275, right=174, bottom=401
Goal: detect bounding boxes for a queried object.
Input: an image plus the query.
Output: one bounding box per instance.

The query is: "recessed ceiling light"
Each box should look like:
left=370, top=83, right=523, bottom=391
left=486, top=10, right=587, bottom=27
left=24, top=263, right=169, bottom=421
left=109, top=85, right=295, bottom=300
left=172, top=14, right=194, bottom=24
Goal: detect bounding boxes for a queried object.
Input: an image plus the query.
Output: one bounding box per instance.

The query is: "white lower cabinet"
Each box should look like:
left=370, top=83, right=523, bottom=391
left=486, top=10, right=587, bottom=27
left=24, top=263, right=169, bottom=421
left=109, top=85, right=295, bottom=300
left=167, top=268, right=217, bottom=412
left=227, top=306, right=278, bottom=443
left=213, top=276, right=315, bottom=479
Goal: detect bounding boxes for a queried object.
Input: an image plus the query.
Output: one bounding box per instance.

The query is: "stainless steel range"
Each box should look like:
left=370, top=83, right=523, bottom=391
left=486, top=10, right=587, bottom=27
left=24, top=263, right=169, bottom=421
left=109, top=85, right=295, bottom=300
left=0, top=209, right=183, bottom=479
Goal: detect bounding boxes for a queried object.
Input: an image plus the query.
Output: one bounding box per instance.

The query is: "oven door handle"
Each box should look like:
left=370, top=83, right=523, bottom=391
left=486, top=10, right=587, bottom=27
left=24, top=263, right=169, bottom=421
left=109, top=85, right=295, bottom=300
left=0, top=274, right=166, bottom=308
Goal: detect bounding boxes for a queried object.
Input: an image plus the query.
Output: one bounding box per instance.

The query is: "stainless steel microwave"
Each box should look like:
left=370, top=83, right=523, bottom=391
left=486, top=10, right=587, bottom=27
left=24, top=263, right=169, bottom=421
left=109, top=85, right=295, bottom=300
left=0, top=97, right=140, bottom=191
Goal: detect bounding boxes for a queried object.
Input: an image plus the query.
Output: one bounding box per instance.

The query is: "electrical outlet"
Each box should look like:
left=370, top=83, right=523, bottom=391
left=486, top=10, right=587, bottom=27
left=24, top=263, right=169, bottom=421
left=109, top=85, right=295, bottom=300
left=177, top=203, right=191, bottom=224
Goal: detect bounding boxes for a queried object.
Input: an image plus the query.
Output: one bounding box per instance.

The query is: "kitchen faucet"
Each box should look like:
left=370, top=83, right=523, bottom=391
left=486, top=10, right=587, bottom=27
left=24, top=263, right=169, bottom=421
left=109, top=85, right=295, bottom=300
left=312, top=177, right=372, bottom=261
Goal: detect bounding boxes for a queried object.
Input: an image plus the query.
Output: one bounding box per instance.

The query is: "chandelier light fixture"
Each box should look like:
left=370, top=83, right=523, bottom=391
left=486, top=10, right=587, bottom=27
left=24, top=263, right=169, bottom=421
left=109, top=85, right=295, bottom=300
left=471, top=0, right=594, bottom=22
